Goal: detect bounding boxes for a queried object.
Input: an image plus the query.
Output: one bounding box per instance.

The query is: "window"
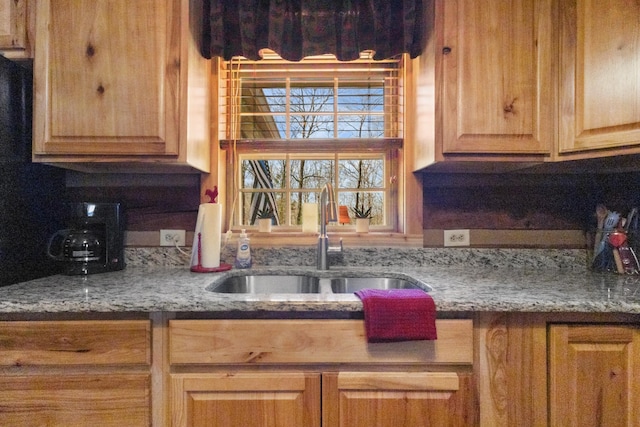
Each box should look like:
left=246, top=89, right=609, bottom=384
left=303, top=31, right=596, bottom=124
left=220, top=51, right=403, bottom=231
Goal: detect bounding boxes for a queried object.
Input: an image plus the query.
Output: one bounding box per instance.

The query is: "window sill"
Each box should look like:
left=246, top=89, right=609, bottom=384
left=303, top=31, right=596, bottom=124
left=125, top=231, right=423, bottom=248
left=231, top=231, right=424, bottom=248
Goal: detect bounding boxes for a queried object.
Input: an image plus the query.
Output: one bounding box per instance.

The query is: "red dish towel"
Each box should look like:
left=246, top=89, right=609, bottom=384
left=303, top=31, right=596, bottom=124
left=355, top=288, right=437, bottom=343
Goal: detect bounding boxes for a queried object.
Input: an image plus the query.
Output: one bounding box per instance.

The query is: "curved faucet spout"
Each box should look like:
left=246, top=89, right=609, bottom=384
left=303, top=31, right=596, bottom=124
left=317, top=183, right=341, bottom=269
left=320, top=183, right=337, bottom=236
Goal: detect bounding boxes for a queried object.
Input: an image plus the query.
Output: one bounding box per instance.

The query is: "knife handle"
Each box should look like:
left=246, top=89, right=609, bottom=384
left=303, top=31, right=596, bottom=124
left=617, top=245, right=639, bottom=274
left=613, top=248, right=625, bottom=273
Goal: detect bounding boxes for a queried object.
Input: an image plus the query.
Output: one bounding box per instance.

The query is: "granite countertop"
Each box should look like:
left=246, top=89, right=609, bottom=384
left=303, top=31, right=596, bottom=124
left=1, top=263, right=640, bottom=315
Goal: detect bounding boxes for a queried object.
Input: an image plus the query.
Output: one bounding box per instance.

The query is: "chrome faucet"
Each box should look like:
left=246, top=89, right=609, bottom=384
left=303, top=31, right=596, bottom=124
left=317, top=183, right=343, bottom=270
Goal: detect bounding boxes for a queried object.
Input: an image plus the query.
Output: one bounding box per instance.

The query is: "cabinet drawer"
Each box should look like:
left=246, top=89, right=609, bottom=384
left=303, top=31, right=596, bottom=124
left=0, top=320, right=151, bottom=366
left=170, top=319, right=473, bottom=365
left=0, top=374, right=150, bottom=426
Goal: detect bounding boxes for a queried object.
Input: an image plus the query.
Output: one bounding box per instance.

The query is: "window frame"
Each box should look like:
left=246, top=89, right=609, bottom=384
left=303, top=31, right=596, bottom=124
left=224, top=144, right=400, bottom=231
left=217, top=53, right=411, bottom=234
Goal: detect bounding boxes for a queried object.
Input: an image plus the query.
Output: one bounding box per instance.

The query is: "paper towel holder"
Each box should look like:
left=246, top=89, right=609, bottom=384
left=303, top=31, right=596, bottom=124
left=190, top=187, right=233, bottom=273
left=190, top=231, right=232, bottom=273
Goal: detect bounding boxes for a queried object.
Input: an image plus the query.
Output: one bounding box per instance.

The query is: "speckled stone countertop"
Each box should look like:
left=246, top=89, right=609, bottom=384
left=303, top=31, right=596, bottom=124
left=1, top=248, right=639, bottom=315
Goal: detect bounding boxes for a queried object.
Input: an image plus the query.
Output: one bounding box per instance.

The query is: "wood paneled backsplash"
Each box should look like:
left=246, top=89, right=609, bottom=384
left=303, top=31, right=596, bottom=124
left=423, top=174, right=590, bottom=230
left=62, top=171, right=640, bottom=248
left=422, top=172, right=640, bottom=247
left=64, top=173, right=201, bottom=232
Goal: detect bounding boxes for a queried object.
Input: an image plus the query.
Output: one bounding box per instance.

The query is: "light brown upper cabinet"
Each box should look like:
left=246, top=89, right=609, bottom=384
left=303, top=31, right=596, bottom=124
left=556, top=0, right=640, bottom=160
left=0, top=0, right=32, bottom=58
left=412, top=0, right=554, bottom=171
left=32, top=0, right=210, bottom=173
left=441, top=0, right=554, bottom=157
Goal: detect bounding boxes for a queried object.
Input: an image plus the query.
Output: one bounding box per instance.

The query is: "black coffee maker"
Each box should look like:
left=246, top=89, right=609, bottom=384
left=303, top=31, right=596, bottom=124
left=47, top=202, right=126, bottom=275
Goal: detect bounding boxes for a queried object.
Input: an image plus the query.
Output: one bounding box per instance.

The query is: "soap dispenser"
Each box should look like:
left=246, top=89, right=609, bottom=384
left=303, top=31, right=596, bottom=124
left=234, top=229, right=252, bottom=269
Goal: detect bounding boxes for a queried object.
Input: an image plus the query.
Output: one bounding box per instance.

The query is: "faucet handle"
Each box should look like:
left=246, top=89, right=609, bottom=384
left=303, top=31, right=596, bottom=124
left=328, top=238, right=343, bottom=254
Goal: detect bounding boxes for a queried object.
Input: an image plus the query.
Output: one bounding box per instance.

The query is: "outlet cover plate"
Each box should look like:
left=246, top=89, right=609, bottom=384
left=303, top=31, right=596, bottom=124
left=443, top=229, right=470, bottom=247
left=160, top=229, right=186, bottom=246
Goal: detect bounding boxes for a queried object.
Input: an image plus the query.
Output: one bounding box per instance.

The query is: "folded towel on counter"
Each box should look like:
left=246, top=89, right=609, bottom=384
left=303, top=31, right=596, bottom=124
left=355, top=288, right=437, bottom=343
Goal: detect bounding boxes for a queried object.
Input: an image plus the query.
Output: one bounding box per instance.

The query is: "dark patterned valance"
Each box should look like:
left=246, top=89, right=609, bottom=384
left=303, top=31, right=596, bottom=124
left=198, top=0, right=426, bottom=61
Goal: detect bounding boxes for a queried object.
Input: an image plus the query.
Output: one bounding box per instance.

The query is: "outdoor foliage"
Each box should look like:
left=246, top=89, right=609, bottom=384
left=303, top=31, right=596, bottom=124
left=239, top=78, right=387, bottom=226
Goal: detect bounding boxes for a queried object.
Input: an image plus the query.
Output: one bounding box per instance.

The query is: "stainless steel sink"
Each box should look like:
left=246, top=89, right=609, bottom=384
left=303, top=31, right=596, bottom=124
left=329, top=277, right=421, bottom=293
left=208, top=275, right=320, bottom=294
left=208, top=273, right=430, bottom=294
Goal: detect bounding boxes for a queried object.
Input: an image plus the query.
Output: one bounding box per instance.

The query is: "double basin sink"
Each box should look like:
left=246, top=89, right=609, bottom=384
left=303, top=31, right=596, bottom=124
left=207, top=272, right=432, bottom=295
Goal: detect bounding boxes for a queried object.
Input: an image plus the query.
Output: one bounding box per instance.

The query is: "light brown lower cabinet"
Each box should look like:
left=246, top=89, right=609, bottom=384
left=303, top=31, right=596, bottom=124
left=549, top=324, right=640, bottom=427
left=169, top=319, right=476, bottom=427
left=0, top=374, right=150, bottom=426
left=477, top=313, right=640, bottom=427
left=171, top=372, right=321, bottom=427
left=170, top=371, right=473, bottom=427
left=323, top=371, right=475, bottom=427
left=0, top=320, right=152, bottom=426
left=3, top=314, right=638, bottom=426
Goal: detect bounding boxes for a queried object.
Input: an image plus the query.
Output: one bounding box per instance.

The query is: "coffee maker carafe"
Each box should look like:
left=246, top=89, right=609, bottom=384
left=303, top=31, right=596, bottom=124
left=47, top=202, right=125, bottom=275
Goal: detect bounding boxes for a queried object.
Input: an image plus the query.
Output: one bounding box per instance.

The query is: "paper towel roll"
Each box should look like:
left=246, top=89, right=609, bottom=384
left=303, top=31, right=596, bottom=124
left=302, top=203, right=318, bottom=233
left=190, top=203, right=222, bottom=268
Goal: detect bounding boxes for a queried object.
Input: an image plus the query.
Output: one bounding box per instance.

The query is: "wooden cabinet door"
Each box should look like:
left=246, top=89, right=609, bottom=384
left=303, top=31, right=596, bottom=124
left=0, top=0, right=30, bottom=58
left=323, top=372, right=477, bottom=427
left=33, top=0, right=173, bottom=157
left=549, top=324, right=640, bottom=427
left=557, top=0, right=640, bottom=158
left=440, top=0, right=553, bottom=156
left=171, top=372, right=321, bottom=427
left=32, top=0, right=210, bottom=171
left=0, top=320, right=152, bottom=426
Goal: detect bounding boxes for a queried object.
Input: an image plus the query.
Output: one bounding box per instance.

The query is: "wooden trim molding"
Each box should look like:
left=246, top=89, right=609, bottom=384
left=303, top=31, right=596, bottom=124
left=424, top=229, right=586, bottom=248
left=485, top=315, right=509, bottom=417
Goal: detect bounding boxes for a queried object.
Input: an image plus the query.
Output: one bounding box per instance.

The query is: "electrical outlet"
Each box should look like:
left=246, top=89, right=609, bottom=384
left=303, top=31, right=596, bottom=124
left=443, top=229, right=470, bottom=247
left=160, top=229, right=186, bottom=247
